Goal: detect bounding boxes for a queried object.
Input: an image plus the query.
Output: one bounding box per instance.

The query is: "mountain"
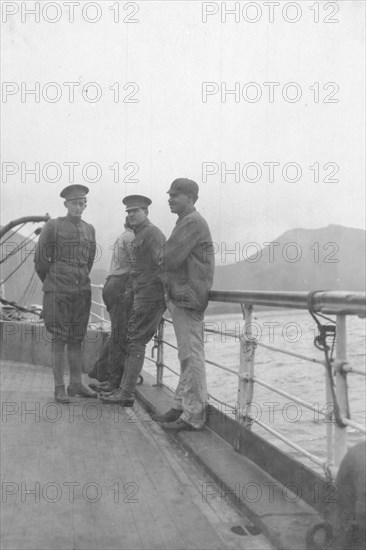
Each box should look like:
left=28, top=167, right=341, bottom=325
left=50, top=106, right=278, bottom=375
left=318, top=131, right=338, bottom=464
left=1, top=224, right=365, bottom=312
left=208, top=224, right=365, bottom=313
left=213, top=224, right=365, bottom=291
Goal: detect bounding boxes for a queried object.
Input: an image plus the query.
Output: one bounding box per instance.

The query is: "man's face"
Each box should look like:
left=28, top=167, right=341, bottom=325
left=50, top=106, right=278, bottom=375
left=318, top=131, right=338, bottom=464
left=64, top=198, right=87, bottom=218
left=168, top=192, right=191, bottom=215
left=127, top=207, right=147, bottom=228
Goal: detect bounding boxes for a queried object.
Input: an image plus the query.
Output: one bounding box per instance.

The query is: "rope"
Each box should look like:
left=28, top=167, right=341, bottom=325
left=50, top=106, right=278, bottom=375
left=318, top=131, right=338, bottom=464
left=0, top=231, right=36, bottom=264
left=307, top=291, right=349, bottom=428
left=0, top=297, right=42, bottom=316
left=0, top=228, right=40, bottom=286
left=0, top=223, right=27, bottom=246
left=0, top=248, right=33, bottom=286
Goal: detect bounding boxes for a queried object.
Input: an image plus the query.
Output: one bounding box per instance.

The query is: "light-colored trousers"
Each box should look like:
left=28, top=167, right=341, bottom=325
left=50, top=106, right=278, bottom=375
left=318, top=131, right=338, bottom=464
left=168, top=301, right=208, bottom=429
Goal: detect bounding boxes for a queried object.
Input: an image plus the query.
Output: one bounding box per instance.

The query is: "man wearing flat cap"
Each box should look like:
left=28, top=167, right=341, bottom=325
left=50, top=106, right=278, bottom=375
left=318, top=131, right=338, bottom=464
left=153, top=178, right=215, bottom=431
left=101, top=195, right=166, bottom=406
left=34, top=184, right=97, bottom=403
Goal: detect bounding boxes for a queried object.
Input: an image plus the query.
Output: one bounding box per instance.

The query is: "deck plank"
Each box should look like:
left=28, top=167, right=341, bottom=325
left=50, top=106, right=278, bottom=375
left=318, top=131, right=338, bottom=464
left=1, top=360, right=272, bottom=550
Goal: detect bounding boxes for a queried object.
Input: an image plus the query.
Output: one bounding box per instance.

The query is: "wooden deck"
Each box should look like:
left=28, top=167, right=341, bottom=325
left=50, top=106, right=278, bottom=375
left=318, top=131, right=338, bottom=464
left=1, top=361, right=272, bottom=550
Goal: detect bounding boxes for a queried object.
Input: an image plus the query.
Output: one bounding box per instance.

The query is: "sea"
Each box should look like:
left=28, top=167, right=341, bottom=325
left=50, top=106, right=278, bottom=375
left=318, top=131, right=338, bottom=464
left=144, top=308, right=366, bottom=474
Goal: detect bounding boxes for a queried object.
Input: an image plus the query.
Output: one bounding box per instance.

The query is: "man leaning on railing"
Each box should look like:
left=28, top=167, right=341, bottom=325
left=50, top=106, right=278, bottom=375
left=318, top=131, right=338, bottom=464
left=152, top=178, right=215, bottom=431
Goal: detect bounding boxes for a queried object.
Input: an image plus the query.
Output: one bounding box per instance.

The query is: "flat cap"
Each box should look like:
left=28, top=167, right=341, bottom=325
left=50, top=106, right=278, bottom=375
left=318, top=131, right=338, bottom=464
left=122, top=194, right=152, bottom=211
left=167, top=178, right=199, bottom=200
left=60, top=184, right=89, bottom=200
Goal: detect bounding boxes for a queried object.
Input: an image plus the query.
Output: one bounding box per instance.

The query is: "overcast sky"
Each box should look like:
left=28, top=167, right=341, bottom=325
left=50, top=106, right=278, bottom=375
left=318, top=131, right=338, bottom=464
left=1, top=0, right=365, bottom=267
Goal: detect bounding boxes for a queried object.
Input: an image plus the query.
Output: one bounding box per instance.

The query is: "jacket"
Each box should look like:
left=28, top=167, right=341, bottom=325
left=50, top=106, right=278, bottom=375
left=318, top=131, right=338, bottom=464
left=131, top=219, right=166, bottom=298
left=34, top=215, right=96, bottom=294
left=160, top=208, right=215, bottom=311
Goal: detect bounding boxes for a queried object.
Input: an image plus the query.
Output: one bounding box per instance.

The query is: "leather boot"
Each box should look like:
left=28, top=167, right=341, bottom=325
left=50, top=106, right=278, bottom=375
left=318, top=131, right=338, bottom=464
left=101, top=351, right=144, bottom=405
left=52, top=342, right=65, bottom=387
left=88, top=381, right=115, bottom=393
left=67, top=343, right=83, bottom=386
left=100, top=388, right=134, bottom=406
left=54, top=385, right=70, bottom=404
left=151, top=408, right=182, bottom=422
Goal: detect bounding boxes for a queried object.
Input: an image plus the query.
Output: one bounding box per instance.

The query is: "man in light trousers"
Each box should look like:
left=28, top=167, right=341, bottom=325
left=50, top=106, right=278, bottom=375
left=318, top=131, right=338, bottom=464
left=153, top=178, right=215, bottom=431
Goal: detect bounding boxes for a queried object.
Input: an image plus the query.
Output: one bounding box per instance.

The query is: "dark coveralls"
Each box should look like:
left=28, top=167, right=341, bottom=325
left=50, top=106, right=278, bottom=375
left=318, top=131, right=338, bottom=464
left=118, top=219, right=166, bottom=400
left=34, top=215, right=96, bottom=386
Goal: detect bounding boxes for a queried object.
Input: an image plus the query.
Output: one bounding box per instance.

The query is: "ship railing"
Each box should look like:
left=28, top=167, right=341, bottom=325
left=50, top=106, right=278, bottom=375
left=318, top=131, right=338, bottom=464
left=90, top=283, right=110, bottom=326
left=149, top=290, right=366, bottom=480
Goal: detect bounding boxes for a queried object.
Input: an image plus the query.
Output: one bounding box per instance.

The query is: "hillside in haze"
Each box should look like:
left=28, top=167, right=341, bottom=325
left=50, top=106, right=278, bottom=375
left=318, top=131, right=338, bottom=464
left=208, top=224, right=365, bottom=313
left=1, top=224, right=365, bottom=312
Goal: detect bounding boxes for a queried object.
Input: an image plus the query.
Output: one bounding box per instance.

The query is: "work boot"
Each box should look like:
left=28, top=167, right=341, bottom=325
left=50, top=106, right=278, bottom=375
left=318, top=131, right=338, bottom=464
left=100, top=388, right=134, bottom=407
left=88, top=381, right=114, bottom=393
left=54, top=385, right=70, bottom=404
left=99, top=387, right=119, bottom=397
left=101, top=351, right=144, bottom=406
left=67, top=383, right=97, bottom=398
left=52, top=342, right=65, bottom=387
left=67, top=343, right=83, bottom=386
left=151, top=408, right=182, bottom=423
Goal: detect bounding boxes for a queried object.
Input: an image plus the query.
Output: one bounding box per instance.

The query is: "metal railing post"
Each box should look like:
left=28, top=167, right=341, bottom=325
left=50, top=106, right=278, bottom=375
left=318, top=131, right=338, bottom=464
left=155, top=318, right=165, bottom=386
left=334, top=314, right=348, bottom=467
left=324, top=363, right=334, bottom=469
left=237, top=304, right=256, bottom=430
left=100, top=291, right=105, bottom=324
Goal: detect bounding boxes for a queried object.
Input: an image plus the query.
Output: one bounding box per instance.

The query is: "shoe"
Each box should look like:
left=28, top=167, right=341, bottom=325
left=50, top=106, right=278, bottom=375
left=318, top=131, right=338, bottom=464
left=99, top=388, right=118, bottom=397
left=54, top=385, right=70, bottom=404
left=152, top=408, right=182, bottom=423
left=161, top=419, right=202, bottom=432
left=88, top=381, right=113, bottom=393
left=100, top=388, right=134, bottom=407
left=67, top=383, right=97, bottom=398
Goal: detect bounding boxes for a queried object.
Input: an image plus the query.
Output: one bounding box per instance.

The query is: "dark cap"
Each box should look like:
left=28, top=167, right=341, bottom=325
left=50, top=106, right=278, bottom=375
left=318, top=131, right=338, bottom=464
left=167, top=178, right=199, bottom=200
left=122, top=194, right=152, bottom=211
left=60, top=184, right=89, bottom=200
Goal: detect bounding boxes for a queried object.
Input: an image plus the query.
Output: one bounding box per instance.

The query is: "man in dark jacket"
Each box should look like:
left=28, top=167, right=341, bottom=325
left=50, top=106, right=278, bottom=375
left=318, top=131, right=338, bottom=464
left=153, top=178, right=215, bottom=431
left=101, top=195, right=166, bottom=406
left=34, top=184, right=97, bottom=403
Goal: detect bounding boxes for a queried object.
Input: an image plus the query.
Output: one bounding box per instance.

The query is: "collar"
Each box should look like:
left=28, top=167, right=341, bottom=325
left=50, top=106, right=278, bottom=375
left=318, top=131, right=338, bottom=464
left=177, top=206, right=196, bottom=223
left=66, top=213, right=82, bottom=225
left=134, top=218, right=150, bottom=234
